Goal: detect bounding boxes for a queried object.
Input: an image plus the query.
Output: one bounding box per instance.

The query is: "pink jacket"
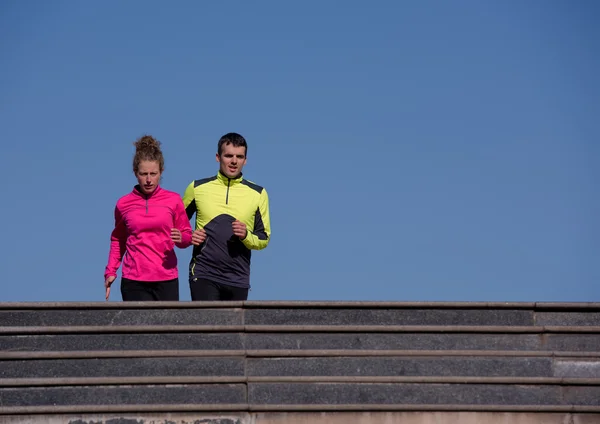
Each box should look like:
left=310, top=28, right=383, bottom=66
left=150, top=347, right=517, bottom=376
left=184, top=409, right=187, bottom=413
left=104, top=185, right=192, bottom=282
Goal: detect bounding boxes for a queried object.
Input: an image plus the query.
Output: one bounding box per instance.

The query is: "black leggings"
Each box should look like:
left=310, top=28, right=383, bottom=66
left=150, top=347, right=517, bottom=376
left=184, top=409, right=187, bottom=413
left=121, top=277, right=179, bottom=301
left=190, top=278, right=248, bottom=301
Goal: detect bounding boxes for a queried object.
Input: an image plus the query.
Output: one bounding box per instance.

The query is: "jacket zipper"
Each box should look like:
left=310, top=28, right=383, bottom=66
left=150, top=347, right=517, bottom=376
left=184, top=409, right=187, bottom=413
left=226, top=178, right=231, bottom=204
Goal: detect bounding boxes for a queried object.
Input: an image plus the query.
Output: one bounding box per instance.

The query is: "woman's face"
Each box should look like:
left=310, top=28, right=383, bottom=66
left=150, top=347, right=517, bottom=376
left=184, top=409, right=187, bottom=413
left=136, top=160, right=161, bottom=194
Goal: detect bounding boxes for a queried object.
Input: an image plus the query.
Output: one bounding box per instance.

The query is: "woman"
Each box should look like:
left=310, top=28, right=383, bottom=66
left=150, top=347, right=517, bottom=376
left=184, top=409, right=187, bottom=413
left=104, top=135, right=192, bottom=301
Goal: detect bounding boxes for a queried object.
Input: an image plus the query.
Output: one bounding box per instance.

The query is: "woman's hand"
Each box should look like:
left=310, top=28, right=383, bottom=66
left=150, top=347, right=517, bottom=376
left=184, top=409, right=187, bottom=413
left=105, top=276, right=116, bottom=301
left=171, top=228, right=182, bottom=243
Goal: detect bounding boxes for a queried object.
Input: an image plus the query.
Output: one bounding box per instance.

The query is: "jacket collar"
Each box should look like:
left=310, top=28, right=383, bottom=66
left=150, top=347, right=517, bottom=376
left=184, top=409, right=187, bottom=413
left=217, top=171, right=243, bottom=185
left=133, top=185, right=162, bottom=198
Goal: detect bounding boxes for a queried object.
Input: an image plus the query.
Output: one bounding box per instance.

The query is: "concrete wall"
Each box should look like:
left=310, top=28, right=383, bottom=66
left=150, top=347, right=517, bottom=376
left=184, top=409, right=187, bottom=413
left=1, top=412, right=600, bottom=424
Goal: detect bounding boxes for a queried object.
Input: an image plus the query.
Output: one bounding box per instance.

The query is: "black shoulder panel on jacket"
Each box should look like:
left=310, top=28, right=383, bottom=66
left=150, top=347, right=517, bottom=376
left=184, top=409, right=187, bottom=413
left=194, top=176, right=217, bottom=187
left=241, top=179, right=264, bottom=193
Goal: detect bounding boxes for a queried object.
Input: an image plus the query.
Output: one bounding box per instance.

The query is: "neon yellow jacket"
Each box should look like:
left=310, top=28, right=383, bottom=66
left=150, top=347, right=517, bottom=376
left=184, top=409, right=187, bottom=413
left=182, top=172, right=271, bottom=288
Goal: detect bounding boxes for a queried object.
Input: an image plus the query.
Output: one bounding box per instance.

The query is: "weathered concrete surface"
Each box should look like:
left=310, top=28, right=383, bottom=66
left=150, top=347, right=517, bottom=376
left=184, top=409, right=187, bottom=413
left=536, top=312, right=600, bottom=326
left=256, top=412, right=600, bottom=424
left=5, top=332, right=600, bottom=353
left=1, top=412, right=600, bottom=424
left=0, top=309, right=242, bottom=327
left=555, top=359, right=600, bottom=378
left=246, top=333, right=539, bottom=351
left=0, top=385, right=245, bottom=407
left=247, top=356, right=553, bottom=377
left=246, top=332, right=600, bottom=352
left=0, top=357, right=245, bottom=378
left=0, top=333, right=243, bottom=351
left=0, top=414, right=249, bottom=423
left=245, top=308, right=534, bottom=326
left=255, top=412, right=600, bottom=424
left=248, top=382, right=596, bottom=406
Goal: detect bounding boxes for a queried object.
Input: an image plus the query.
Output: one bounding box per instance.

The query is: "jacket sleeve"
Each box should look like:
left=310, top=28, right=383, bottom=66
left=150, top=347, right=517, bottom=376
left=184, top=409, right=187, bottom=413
left=241, top=188, right=271, bottom=251
left=174, top=197, right=193, bottom=248
left=104, top=205, right=127, bottom=280
left=182, top=181, right=197, bottom=221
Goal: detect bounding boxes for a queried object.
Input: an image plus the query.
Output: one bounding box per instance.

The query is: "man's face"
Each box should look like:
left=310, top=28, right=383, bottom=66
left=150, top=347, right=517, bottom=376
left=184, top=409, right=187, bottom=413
left=217, top=143, right=247, bottom=178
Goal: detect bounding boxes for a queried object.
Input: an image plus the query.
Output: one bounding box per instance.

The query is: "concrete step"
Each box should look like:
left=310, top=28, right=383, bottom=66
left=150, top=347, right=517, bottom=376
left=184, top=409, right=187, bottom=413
left=247, top=356, right=600, bottom=378
left=244, top=308, right=533, bottom=326
left=0, top=333, right=243, bottom=351
left=1, top=302, right=599, bottom=328
left=2, top=331, right=599, bottom=352
left=0, top=384, right=245, bottom=408
left=248, top=382, right=600, bottom=407
left=2, top=356, right=599, bottom=380
left=0, top=357, right=245, bottom=379
left=2, top=382, right=597, bottom=410
left=244, top=332, right=600, bottom=352
left=0, top=308, right=241, bottom=327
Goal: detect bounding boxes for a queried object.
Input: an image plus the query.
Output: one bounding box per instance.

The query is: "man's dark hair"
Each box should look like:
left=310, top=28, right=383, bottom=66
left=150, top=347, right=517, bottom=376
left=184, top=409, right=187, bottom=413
left=218, top=132, right=247, bottom=156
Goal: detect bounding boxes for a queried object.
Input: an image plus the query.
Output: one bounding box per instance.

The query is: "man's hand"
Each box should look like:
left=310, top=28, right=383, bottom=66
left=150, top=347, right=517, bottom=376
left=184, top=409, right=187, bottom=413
left=170, top=228, right=182, bottom=243
left=191, top=228, right=207, bottom=246
left=232, top=220, right=248, bottom=239
left=105, top=276, right=116, bottom=301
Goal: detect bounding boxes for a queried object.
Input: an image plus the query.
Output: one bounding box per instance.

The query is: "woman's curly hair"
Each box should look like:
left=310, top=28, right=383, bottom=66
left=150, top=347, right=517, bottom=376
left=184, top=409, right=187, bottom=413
left=133, top=135, right=164, bottom=174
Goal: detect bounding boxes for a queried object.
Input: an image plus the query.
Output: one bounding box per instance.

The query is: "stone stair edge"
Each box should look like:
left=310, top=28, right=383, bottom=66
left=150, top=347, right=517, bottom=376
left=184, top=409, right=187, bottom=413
left=2, top=349, right=599, bottom=360
left=2, top=325, right=600, bottom=334
left=1, top=301, right=599, bottom=310
left=1, top=403, right=599, bottom=415
left=2, top=376, right=600, bottom=387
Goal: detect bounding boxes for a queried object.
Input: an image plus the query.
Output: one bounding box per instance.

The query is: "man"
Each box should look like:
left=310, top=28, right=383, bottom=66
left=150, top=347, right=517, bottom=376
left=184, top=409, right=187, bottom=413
left=182, top=132, right=271, bottom=301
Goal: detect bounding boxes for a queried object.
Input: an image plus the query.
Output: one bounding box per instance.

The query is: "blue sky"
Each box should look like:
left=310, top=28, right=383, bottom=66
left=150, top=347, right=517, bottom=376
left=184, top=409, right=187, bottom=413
left=1, top=0, right=598, bottom=302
